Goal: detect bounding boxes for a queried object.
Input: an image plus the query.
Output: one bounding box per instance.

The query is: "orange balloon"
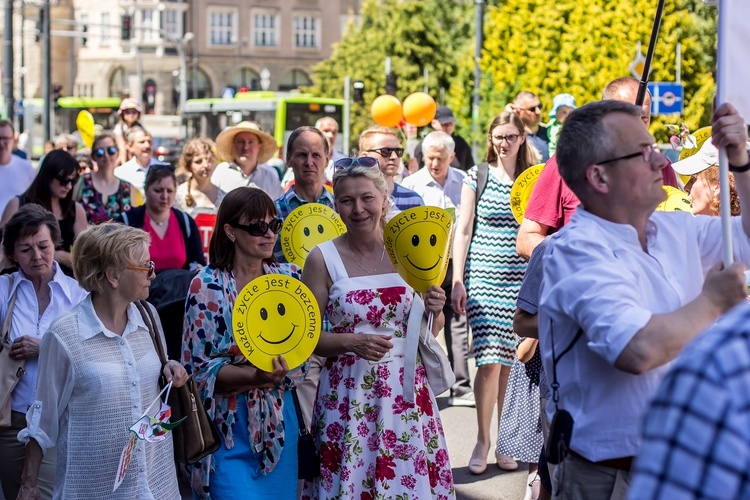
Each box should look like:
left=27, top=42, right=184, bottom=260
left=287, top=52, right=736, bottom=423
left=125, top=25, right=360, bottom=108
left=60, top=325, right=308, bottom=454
left=403, top=92, right=437, bottom=127
left=371, top=95, right=403, bottom=128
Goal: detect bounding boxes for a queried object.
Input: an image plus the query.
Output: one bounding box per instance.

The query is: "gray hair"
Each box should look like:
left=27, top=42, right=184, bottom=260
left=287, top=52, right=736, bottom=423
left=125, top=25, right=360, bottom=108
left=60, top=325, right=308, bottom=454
left=557, top=100, right=642, bottom=199
left=314, top=116, right=339, bottom=131
left=422, top=131, right=455, bottom=155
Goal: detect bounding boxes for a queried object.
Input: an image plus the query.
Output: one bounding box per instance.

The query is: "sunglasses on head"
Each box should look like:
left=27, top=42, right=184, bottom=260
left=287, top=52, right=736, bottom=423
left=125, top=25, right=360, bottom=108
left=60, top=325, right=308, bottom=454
left=93, top=145, right=118, bottom=159
left=333, top=156, right=380, bottom=171
left=364, top=147, right=404, bottom=158
left=232, top=218, right=283, bottom=237
left=126, top=260, right=156, bottom=279
left=54, top=173, right=79, bottom=187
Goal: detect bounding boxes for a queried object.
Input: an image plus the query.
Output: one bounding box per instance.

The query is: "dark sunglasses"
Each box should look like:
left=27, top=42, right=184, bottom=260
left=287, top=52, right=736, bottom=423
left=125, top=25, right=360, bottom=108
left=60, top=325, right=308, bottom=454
left=126, top=260, right=156, bottom=279
left=364, top=147, right=404, bottom=158
left=93, top=145, right=118, bottom=158
left=523, top=104, right=542, bottom=112
left=149, top=163, right=175, bottom=173
left=333, top=156, right=380, bottom=171
left=54, top=173, right=79, bottom=187
left=232, top=218, right=283, bottom=237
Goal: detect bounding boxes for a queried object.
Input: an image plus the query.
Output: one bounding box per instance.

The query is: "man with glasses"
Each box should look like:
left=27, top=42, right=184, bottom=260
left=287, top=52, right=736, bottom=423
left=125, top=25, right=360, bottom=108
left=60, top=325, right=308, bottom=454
left=538, top=100, right=750, bottom=499
left=511, top=91, right=550, bottom=162
left=0, top=120, right=35, bottom=217
left=359, top=126, right=423, bottom=211
left=54, top=134, right=79, bottom=154
left=413, top=106, right=475, bottom=172
left=114, top=127, right=160, bottom=198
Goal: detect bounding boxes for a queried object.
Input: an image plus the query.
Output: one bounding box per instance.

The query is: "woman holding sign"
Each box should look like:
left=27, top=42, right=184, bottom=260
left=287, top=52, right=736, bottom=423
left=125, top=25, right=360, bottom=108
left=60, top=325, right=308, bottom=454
left=451, top=112, right=535, bottom=474
left=182, top=187, right=306, bottom=499
left=301, top=160, right=454, bottom=499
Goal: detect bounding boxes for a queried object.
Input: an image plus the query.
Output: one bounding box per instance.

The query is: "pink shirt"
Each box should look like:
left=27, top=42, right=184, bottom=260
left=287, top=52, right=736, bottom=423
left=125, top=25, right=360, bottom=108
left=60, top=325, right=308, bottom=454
left=144, top=210, right=187, bottom=270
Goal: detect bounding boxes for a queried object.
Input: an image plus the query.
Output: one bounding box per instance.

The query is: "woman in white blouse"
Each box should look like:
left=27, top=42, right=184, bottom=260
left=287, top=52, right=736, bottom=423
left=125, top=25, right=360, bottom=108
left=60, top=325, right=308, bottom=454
left=174, top=138, right=225, bottom=217
left=17, top=222, right=188, bottom=500
left=0, top=205, right=87, bottom=500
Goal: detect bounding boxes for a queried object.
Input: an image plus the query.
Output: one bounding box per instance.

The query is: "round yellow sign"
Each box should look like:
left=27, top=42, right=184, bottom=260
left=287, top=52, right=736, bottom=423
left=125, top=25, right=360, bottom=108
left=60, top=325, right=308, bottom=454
left=232, top=275, right=320, bottom=372
left=385, top=206, right=454, bottom=293
left=280, top=204, right=347, bottom=267
left=677, top=126, right=712, bottom=186
left=510, top=163, right=545, bottom=224
left=656, top=186, right=692, bottom=213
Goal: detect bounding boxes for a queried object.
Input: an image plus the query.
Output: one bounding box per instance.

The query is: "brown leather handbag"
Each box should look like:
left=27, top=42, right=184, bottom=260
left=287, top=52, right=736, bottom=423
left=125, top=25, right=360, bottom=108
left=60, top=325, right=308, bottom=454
left=0, top=277, right=25, bottom=427
left=136, top=300, right=221, bottom=464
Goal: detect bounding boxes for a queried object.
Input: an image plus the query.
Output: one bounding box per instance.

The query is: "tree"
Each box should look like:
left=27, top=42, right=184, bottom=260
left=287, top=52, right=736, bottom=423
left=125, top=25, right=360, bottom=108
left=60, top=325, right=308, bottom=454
left=306, top=0, right=474, bottom=153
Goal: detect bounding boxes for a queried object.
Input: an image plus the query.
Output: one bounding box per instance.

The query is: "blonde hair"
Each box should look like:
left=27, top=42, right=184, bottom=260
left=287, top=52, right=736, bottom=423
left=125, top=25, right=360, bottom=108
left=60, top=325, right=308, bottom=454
left=358, top=125, right=399, bottom=153
left=176, top=138, right=217, bottom=207
left=72, top=222, right=150, bottom=294
left=332, top=166, right=390, bottom=230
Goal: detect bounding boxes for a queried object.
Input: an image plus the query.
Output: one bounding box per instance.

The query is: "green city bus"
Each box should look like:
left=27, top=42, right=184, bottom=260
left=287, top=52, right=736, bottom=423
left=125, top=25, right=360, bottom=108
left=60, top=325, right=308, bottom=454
left=182, top=92, right=345, bottom=158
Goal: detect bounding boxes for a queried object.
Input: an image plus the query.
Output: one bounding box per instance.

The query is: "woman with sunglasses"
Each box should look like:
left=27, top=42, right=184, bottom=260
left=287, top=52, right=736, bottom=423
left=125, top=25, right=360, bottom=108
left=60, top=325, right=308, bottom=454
left=174, top=138, right=225, bottom=217
left=301, top=159, right=454, bottom=499
left=117, top=165, right=205, bottom=272
left=451, top=111, right=538, bottom=475
left=0, top=150, right=87, bottom=275
left=182, top=187, right=306, bottom=499
left=77, top=133, right=141, bottom=224
left=17, top=222, right=187, bottom=500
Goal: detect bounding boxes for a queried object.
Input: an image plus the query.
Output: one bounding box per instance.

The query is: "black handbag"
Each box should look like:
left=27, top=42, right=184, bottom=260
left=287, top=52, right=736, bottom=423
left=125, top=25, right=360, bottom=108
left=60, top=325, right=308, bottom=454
left=544, top=325, right=584, bottom=465
left=136, top=300, right=221, bottom=464
left=291, top=387, right=320, bottom=480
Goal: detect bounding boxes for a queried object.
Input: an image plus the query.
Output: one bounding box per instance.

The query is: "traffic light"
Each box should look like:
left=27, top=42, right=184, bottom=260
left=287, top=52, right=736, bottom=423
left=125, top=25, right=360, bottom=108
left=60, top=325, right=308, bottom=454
left=353, top=81, right=365, bottom=103
left=385, top=73, right=397, bottom=96
left=35, top=9, right=45, bottom=43
left=52, top=84, right=63, bottom=108
left=82, top=24, right=88, bottom=46
left=121, top=14, right=132, bottom=41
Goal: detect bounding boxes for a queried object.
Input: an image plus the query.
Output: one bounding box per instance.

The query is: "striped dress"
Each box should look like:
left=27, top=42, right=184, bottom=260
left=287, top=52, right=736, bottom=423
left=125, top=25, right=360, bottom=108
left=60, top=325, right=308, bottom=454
left=464, top=165, right=527, bottom=366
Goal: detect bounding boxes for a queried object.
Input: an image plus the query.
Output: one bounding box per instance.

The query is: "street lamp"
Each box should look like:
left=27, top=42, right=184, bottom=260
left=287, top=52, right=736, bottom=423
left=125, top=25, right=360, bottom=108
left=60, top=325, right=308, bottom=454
left=173, top=31, right=194, bottom=115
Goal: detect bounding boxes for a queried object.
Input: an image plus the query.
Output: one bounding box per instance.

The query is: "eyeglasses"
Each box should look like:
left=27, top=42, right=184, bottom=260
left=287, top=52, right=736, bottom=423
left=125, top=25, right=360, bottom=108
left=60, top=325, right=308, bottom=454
left=149, top=163, right=175, bottom=173
left=492, top=134, right=520, bottom=144
left=364, top=147, right=404, bottom=158
left=523, top=104, right=542, bottom=113
left=93, top=145, right=118, bottom=158
left=333, top=156, right=380, bottom=171
left=232, top=218, right=283, bottom=237
left=54, top=173, right=79, bottom=187
left=598, top=144, right=661, bottom=165
left=126, top=260, right=156, bottom=279
left=121, top=108, right=139, bottom=115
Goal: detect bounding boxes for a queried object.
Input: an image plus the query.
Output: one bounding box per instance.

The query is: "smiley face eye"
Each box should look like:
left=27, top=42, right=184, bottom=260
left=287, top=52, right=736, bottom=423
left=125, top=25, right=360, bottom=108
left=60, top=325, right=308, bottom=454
left=277, top=303, right=286, bottom=316
left=317, top=224, right=324, bottom=234
left=430, top=234, right=437, bottom=246
left=260, top=308, right=268, bottom=321
left=412, top=235, right=420, bottom=247
left=303, top=227, right=310, bottom=237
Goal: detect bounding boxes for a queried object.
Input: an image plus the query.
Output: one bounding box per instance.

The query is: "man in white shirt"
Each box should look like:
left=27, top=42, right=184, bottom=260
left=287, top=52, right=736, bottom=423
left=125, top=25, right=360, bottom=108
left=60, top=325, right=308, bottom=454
left=211, top=121, right=283, bottom=199
left=113, top=127, right=161, bottom=197
left=401, top=131, right=473, bottom=406
left=539, top=100, right=750, bottom=499
left=0, top=120, right=36, bottom=216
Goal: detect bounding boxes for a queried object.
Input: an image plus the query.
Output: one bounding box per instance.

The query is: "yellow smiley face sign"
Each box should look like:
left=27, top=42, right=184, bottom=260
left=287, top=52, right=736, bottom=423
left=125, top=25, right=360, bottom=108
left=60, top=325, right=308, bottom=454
left=510, top=163, right=545, bottom=224
left=656, top=186, right=692, bottom=212
left=280, top=204, right=347, bottom=267
left=232, top=275, right=320, bottom=372
left=385, top=206, right=454, bottom=293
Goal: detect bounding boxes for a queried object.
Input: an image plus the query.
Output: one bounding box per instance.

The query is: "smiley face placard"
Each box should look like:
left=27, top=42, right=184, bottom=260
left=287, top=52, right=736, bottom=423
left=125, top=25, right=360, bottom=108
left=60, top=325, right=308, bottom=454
left=656, top=186, right=692, bottom=212
left=232, top=275, right=320, bottom=372
left=385, top=206, right=454, bottom=293
left=280, top=204, right=347, bottom=267
left=510, top=163, right=545, bottom=224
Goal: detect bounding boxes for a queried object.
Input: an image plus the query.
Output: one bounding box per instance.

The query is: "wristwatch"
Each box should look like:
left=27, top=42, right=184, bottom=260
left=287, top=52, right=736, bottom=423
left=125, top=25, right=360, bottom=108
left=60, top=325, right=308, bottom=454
left=729, top=160, right=750, bottom=173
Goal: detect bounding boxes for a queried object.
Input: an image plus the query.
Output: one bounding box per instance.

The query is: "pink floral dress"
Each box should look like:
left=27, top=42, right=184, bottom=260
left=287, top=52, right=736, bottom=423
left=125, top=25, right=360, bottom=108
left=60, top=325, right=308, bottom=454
left=302, top=241, right=454, bottom=500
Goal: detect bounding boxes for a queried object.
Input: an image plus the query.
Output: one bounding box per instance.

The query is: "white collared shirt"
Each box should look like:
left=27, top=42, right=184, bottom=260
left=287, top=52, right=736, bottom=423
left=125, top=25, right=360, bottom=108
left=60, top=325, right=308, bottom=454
left=114, top=156, right=162, bottom=197
left=400, top=166, right=466, bottom=216
left=211, top=161, right=284, bottom=200
left=0, top=263, right=87, bottom=413
left=539, top=208, right=750, bottom=462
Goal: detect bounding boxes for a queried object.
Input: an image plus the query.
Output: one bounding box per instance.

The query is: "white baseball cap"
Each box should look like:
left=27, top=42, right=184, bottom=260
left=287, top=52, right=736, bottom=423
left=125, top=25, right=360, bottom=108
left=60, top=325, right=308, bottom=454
left=671, top=139, right=718, bottom=176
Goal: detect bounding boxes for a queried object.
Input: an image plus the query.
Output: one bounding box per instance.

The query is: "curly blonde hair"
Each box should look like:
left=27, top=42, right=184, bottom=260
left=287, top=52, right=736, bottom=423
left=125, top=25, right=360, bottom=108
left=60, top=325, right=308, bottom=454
left=176, top=138, right=218, bottom=207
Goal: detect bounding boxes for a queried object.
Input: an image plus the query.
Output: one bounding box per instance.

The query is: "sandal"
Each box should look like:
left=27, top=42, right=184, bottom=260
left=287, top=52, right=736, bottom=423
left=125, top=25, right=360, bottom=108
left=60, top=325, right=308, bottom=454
left=496, top=452, right=519, bottom=471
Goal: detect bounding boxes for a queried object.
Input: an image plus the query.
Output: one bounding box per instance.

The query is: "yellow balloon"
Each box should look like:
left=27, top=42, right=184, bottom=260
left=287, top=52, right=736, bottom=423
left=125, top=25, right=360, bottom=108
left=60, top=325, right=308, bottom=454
left=403, top=92, right=437, bottom=127
left=232, top=275, right=320, bottom=372
left=384, top=207, right=454, bottom=293
left=280, top=204, right=347, bottom=267
left=371, top=94, right=403, bottom=128
left=76, top=110, right=95, bottom=148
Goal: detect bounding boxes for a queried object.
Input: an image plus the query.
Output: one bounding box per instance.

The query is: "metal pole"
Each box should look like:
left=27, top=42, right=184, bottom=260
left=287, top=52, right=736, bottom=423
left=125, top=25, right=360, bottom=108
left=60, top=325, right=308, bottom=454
left=423, top=67, right=428, bottom=93
left=191, top=48, right=197, bottom=99
left=343, top=75, right=350, bottom=156
left=675, top=42, right=682, bottom=84
left=3, top=0, right=14, bottom=121
left=472, top=0, right=484, bottom=162
left=19, top=0, right=24, bottom=105
left=635, top=0, right=666, bottom=107
left=42, top=0, right=51, bottom=142
left=178, top=40, right=187, bottom=115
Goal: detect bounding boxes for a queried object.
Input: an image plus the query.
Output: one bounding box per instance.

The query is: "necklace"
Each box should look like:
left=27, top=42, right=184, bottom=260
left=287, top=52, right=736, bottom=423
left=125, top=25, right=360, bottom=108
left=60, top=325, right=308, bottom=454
left=148, top=213, right=167, bottom=227
left=346, top=236, right=385, bottom=275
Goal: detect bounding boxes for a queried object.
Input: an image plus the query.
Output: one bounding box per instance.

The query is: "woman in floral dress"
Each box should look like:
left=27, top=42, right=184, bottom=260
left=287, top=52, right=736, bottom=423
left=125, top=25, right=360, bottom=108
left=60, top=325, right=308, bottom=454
left=301, top=160, right=455, bottom=499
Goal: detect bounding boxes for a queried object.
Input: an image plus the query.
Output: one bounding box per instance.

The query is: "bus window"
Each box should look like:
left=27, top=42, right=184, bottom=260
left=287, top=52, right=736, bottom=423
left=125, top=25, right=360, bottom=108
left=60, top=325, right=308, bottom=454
left=284, top=103, right=343, bottom=131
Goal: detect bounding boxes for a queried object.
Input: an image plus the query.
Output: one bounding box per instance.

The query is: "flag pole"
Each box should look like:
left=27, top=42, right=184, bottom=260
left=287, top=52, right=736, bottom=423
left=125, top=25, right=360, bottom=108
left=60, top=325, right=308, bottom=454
left=635, top=0, right=667, bottom=106
left=717, top=0, right=733, bottom=265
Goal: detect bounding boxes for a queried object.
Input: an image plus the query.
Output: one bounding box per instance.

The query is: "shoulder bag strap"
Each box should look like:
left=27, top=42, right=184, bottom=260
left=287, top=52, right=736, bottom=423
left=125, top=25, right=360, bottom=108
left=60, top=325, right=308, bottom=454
left=1, top=276, right=17, bottom=345
left=290, top=387, right=309, bottom=435
left=549, top=319, right=584, bottom=411
left=135, top=300, right=168, bottom=367
left=472, top=162, right=489, bottom=235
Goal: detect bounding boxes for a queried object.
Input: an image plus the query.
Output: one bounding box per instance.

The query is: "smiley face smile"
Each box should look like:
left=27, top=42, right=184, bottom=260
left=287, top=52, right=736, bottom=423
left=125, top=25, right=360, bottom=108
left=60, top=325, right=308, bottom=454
left=404, top=254, right=440, bottom=271
left=259, top=324, right=298, bottom=345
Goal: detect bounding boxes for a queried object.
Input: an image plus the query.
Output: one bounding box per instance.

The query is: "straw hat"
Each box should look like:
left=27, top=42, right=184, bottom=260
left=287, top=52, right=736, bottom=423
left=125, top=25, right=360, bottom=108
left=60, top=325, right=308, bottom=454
left=215, top=121, right=277, bottom=164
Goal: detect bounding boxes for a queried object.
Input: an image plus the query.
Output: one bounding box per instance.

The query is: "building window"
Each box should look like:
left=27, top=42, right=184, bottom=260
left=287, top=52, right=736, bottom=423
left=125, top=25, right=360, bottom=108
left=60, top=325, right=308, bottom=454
left=101, top=12, right=111, bottom=45
left=138, top=9, right=158, bottom=42
left=234, top=67, right=261, bottom=91
left=208, top=9, right=236, bottom=46
left=294, top=15, right=319, bottom=49
left=279, top=69, right=311, bottom=91
left=163, top=10, right=180, bottom=39
left=252, top=11, right=278, bottom=47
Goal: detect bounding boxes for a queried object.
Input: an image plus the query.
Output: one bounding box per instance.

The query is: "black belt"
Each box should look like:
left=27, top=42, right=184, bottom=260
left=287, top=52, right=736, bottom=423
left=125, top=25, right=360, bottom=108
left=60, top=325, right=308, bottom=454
left=569, top=450, right=634, bottom=471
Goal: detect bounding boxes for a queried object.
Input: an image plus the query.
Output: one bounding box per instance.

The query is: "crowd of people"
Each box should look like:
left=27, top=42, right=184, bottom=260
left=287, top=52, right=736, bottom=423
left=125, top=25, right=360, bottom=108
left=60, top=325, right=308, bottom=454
left=0, top=77, right=748, bottom=500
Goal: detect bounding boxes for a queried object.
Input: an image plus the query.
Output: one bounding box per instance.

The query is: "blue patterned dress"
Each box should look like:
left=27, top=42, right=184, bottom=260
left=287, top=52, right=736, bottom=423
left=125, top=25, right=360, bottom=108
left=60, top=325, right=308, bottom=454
left=464, top=165, right=527, bottom=366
